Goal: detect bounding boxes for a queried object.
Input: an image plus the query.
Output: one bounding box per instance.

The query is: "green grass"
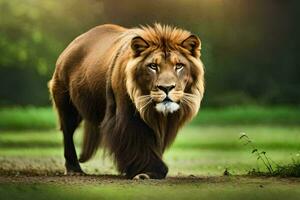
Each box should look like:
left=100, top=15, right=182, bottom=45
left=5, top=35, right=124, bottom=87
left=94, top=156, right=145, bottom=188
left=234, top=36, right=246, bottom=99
left=1, top=107, right=300, bottom=199
left=0, top=107, right=56, bottom=130
left=1, top=124, right=300, bottom=200
left=0, top=126, right=300, bottom=199
left=1, top=106, right=300, bottom=130
left=1, top=178, right=300, bottom=200
left=1, top=125, right=300, bottom=176
left=191, top=106, right=300, bottom=125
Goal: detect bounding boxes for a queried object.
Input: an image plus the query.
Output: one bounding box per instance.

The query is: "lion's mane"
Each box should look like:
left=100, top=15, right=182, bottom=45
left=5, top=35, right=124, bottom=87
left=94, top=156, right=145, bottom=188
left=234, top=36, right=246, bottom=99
left=100, top=24, right=205, bottom=178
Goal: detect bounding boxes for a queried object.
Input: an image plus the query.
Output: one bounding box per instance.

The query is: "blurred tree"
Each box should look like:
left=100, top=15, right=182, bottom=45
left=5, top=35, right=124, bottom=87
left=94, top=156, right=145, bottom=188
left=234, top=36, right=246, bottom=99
left=0, top=0, right=104, bottom=105
left=0, top=0, right=299, bottom=106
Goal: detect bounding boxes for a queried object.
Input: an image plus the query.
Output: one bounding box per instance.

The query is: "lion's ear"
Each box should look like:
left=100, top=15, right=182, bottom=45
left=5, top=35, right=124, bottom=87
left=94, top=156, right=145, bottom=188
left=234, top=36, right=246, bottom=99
left=131, top=36, right=149, bottom=57
left=181, top=35, right=201, bottom=57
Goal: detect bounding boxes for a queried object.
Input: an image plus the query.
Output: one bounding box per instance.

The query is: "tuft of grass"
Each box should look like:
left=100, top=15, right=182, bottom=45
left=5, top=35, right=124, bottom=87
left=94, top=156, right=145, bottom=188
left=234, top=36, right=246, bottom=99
left=272, top=163, right=300, bottom=177
left=248, top=164, right=300, bottom=178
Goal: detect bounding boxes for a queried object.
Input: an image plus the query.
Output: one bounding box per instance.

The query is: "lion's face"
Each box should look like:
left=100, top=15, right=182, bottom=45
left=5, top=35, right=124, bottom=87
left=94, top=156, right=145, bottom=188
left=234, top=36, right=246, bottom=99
left=134, top=50, right=193, bottom=114
left=126, top=25, right=204, bottom=121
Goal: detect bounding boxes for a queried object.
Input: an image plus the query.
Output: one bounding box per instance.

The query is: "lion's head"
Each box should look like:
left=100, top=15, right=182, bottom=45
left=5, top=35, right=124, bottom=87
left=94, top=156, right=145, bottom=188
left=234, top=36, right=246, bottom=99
left=123, top=24, right=205, bottom=150
left=126, top=24, right=204, bottom=126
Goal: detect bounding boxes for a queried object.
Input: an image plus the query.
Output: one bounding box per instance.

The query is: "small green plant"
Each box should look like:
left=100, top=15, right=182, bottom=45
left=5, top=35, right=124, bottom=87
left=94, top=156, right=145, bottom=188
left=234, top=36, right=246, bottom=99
left=239, top=132, right=300, bottom=177
left=239, top=133, right=275, bottom=174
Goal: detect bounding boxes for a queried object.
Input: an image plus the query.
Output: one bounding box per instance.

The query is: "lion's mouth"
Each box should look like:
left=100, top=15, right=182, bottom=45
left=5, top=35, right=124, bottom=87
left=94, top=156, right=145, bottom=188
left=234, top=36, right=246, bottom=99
left=162, top=96, right=173, bottom=103
left=155, top=98, right=180, bottom=115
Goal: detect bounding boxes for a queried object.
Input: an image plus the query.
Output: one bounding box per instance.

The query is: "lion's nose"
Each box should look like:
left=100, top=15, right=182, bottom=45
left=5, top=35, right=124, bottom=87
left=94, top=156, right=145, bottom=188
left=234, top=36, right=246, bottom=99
left=157, top=84, right=176, bottom=94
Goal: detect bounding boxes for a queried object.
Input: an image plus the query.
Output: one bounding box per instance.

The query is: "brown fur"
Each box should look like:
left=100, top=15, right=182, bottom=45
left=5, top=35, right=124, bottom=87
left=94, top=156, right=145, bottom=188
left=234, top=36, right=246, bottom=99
left=49, top=24, right=205, bottom=179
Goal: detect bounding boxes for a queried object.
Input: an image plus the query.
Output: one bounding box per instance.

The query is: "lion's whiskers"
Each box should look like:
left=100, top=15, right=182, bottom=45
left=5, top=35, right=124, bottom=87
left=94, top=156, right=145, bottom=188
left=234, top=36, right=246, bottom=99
left=181, top=93, right=198, bottom=108
left=183, top=92, right=197, bottom=97
left=136, top=95, right=153, bottom=112
left=140, top=98, right=153, bottom=112
left=137, top=95, right=151, bottom=100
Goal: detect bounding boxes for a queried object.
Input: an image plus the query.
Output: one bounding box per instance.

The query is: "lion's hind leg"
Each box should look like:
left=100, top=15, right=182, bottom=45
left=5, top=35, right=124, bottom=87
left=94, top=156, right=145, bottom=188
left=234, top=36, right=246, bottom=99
left=79, top=120, right=101, bottom=163
left=49, top=79, right=83, bottom=175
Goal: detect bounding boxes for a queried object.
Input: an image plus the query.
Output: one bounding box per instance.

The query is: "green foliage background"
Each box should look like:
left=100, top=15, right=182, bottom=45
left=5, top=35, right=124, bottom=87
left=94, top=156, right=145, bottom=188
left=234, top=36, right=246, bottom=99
left=0, top=0, right=299, bottom=106
left=0, top=0, right=104, bottom=105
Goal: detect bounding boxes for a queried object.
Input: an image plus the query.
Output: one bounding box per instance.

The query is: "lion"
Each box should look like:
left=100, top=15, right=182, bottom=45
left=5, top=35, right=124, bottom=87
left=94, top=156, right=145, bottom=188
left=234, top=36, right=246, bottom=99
left=49, top=23, right=205, bottom=179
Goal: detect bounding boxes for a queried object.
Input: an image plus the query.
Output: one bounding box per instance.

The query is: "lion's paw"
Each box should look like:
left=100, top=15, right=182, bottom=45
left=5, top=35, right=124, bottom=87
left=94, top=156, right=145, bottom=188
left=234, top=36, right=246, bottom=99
left=133, top=173, right=150, bottom=180
left=64, top=170, right=86, bottom=176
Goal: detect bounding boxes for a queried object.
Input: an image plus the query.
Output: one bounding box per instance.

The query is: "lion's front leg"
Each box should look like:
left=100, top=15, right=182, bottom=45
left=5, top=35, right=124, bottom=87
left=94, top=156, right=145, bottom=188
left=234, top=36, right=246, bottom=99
left=101, top=75, right=169, bottom=179
left=101, top=107, right=168, bottom=179
left=112, top=127, right=169, bottom=179
left=124, top=152, right=169, bottom=180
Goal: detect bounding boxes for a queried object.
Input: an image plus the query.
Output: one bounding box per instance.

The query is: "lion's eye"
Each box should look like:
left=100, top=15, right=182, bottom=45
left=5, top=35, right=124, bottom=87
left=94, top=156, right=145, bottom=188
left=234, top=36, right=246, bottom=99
left=147, top=63, right=158, bottom=71
left=175, top=63, right=184, bottom=71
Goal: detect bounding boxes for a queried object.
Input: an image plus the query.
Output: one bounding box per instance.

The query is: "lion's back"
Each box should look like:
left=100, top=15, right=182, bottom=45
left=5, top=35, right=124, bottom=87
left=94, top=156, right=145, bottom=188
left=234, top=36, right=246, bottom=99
left=55, top=24, right=127, bottom=82
left=51, top=24, right=128, bottom=122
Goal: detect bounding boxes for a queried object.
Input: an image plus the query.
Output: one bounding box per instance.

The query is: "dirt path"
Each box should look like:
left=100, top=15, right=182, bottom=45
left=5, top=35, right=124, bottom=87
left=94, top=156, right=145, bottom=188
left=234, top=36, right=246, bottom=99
left=1, top=173, right=300, bottom=186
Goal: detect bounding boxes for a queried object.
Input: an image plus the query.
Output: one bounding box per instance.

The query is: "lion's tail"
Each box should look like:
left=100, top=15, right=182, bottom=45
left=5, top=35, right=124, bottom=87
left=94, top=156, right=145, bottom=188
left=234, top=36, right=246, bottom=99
left=79, top=121, right=101, bottom=163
